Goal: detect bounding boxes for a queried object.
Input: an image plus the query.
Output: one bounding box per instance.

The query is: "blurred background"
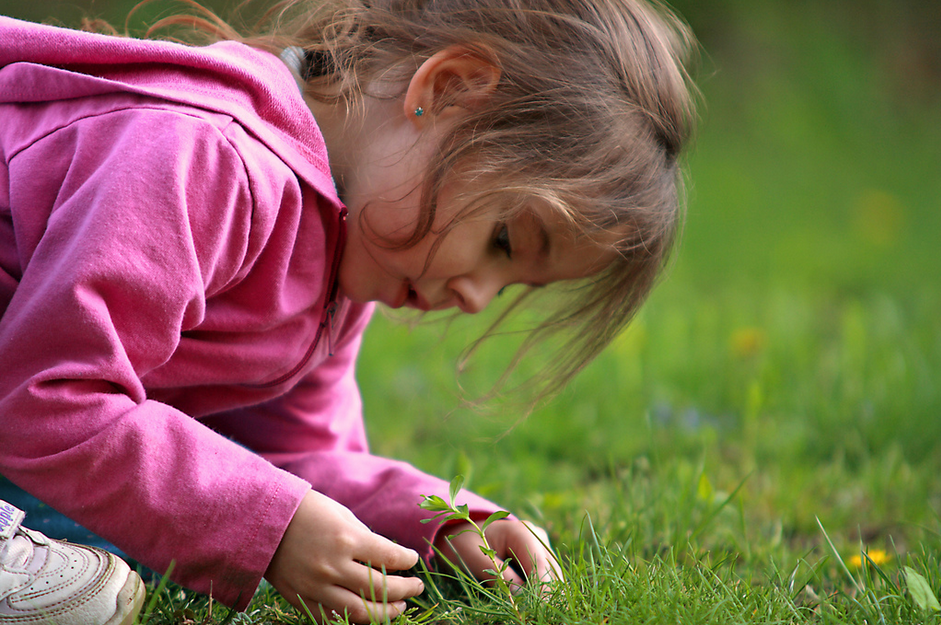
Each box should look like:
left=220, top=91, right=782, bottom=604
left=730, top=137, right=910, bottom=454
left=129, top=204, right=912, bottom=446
left=3, top=0, right=939, bottom=543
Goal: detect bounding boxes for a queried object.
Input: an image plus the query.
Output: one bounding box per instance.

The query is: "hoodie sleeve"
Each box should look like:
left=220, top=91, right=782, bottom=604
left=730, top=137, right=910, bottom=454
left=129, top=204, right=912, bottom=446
left=0, top=105, right=313, bottom=609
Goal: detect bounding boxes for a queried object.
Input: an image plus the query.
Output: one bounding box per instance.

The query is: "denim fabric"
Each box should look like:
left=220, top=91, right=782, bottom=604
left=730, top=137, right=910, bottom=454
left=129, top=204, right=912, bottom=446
left=0, top=476, right=127, bottom=558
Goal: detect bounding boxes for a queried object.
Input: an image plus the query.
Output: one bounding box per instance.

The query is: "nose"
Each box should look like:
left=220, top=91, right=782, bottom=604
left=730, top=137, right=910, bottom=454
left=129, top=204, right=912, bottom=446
left=447, top=274, right=505, bottom=314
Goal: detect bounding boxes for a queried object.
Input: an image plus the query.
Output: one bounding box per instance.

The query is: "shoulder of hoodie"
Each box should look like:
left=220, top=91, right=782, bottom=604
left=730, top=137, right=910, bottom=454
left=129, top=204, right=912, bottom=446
left=0, top=16, right=342, bottom=212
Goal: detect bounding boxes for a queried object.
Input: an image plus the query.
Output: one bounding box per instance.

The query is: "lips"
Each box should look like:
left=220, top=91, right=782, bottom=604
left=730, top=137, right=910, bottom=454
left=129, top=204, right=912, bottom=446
left=390, top=280, right=410, bottom=309
left=406, top=285, right=432, bottom=311
left=394, top=280, right=436, bottom=311
left=389, top=279, right=429, bottom=311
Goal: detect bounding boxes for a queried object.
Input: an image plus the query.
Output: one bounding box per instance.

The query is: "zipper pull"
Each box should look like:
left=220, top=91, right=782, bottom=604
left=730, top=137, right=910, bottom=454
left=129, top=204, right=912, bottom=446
left=325, top=300, right=338, bottom=357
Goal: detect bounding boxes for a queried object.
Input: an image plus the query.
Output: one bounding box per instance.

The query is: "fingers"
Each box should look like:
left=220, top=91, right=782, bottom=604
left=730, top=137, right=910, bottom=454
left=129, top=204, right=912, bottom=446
left=287, top=563, right=423, bottom=625
left=435, top=520, right=565, bottom=592
left=266, top=490, right=426, bottom=624
left=346, top=529, right=423, bottom=602
left=357, top=530, right=421, bottom=573
left=435, top=524, right=527, bottom=587
left=303, top=548, right=422, bottom=623
left=342, top=560, right=424, bottom=603
left=470, top=544, right=527, bottom=588
left=306, top=599, right=408, bottom=625
left=505, top=522, right=565, bottom=584
left=303, top=583, right=411, bottom=624
left=510, top=544, right=563, bottom=586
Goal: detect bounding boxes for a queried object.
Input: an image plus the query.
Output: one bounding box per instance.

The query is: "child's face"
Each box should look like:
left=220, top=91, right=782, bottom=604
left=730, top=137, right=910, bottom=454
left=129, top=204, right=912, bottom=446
left=340, top=197, right=611, bottom=313
left=334, top=100, right=612, bottom=314
left=337, top=152, right=612, bottom=314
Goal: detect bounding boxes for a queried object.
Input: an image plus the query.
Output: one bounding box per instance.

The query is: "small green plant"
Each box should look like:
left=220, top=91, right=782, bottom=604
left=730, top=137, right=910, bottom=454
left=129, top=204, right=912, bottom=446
left=904, top=566, right=941, bottom=614
left=419, top=475, right=521, bottom=620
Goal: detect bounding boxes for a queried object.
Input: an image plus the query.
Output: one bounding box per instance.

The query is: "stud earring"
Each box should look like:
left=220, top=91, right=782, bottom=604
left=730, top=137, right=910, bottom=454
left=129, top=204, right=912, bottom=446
left=414, top=106, right=425, bottom=117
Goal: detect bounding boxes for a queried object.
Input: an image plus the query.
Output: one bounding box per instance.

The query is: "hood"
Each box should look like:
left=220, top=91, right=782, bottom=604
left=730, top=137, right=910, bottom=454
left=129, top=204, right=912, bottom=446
left=0, top=16, right=340, bottom=208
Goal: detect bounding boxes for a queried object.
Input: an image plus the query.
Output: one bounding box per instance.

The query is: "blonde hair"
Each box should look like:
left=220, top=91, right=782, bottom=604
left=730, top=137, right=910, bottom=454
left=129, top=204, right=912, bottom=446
left=145, top=0, right=698, bottom=404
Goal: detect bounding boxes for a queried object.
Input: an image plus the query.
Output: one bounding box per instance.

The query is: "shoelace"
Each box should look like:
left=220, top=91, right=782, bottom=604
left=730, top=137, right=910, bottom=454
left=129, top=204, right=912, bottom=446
left=1, top=532, right=34, bottom=570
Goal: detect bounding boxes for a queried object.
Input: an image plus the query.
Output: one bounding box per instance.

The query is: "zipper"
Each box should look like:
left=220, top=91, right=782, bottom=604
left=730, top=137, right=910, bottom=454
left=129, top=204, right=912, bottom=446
left=325, top=299, right=338, bottom=357
left=323, top=206, right=347, bottom=358
left=247, top=206, right=347, bottom=389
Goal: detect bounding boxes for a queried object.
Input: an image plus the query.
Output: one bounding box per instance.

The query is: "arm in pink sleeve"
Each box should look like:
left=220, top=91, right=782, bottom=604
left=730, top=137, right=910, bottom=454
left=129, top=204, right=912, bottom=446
left=0, top=107, right=310, bottom=609
left=204, top=303, right=511, bottom=563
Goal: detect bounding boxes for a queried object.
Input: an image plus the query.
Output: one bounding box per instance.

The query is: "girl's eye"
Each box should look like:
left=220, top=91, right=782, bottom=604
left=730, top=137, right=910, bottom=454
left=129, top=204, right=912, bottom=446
left=494, top=223, right=512, bottom=259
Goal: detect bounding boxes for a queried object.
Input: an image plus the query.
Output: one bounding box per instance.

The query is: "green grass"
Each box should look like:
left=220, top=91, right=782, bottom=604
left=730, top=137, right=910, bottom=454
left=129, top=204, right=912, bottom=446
left=3, top=0, right=940, bottom=622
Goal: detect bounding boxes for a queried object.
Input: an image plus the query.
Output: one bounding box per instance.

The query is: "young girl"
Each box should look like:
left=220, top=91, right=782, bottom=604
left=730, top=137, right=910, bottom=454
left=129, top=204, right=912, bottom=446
left=0, top=0, right=696, bottom=623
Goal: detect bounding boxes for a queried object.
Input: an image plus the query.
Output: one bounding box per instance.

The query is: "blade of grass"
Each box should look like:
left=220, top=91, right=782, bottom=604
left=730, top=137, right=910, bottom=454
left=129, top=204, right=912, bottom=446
left=136, top=561, right=176, bottom=625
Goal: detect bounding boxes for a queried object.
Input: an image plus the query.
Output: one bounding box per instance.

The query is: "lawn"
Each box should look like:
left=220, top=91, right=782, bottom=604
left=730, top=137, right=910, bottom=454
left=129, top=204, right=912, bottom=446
left=3, top=0, right=940, bottom=623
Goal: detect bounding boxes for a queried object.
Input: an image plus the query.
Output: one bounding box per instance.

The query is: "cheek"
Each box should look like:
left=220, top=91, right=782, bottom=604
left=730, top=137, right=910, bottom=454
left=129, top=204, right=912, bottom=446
left=356, top=189, right=427, bottom=243
left=417, top=232, right=482, bottom=279
left=347, top=227, right=388, bottom=272
left=342, top=223, right=418, bottom=283
left=337, top=225, right=387, bottom=302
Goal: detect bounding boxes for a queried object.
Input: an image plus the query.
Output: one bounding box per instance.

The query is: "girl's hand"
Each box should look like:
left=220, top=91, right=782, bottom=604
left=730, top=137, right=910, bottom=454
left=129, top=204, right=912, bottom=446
left=265, top=490, right=425, bottom=624
left=434, top=519, right=564, bottom=590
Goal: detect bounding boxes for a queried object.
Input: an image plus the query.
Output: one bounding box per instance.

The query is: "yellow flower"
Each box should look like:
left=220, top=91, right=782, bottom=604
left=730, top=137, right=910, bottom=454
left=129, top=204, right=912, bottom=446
left=730, top=327, right=766, bottom=359
left=852, top=188, right=906, bottom=247
left=849, top=549, right=891, bottom=569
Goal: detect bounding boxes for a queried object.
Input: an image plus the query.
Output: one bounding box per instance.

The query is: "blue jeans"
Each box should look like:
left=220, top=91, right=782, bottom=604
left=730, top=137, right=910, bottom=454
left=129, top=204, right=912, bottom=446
left=0, top=476, right=139, bottom=568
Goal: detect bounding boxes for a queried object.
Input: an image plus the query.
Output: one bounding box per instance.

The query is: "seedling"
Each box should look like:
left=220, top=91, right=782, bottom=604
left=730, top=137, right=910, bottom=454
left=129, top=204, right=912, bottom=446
left=419, top=476, right=520, bottom=619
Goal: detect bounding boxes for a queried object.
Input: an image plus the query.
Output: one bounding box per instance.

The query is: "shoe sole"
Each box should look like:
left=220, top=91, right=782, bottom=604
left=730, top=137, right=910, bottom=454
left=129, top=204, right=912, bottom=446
left=103, top=569, right=146, bottom=625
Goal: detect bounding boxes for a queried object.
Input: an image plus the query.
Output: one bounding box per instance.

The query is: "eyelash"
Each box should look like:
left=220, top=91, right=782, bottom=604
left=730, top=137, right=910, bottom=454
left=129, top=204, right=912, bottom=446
left=494, top=223, right=512, bottom=259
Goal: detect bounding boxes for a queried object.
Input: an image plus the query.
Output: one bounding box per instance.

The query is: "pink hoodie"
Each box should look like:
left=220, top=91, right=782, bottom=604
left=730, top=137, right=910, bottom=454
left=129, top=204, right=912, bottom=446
left=0, top=17, right=502, bottom=609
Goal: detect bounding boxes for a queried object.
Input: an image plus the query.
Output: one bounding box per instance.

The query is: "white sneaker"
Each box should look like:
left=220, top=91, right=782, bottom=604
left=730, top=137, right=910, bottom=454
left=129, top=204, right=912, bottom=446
left=0, top=500, right=145, bottom=625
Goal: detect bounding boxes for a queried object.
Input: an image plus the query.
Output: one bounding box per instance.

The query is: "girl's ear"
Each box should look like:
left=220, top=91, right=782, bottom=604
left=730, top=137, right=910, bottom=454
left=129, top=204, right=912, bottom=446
left=404, top=46, right=501, bottom=126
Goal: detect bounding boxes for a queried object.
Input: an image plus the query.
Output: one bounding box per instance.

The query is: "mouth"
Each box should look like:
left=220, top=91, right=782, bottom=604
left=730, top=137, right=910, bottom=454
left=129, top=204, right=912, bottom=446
left=392, top=280, right=431, bottom=311
left=402, top=281, right=433, bottom=311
